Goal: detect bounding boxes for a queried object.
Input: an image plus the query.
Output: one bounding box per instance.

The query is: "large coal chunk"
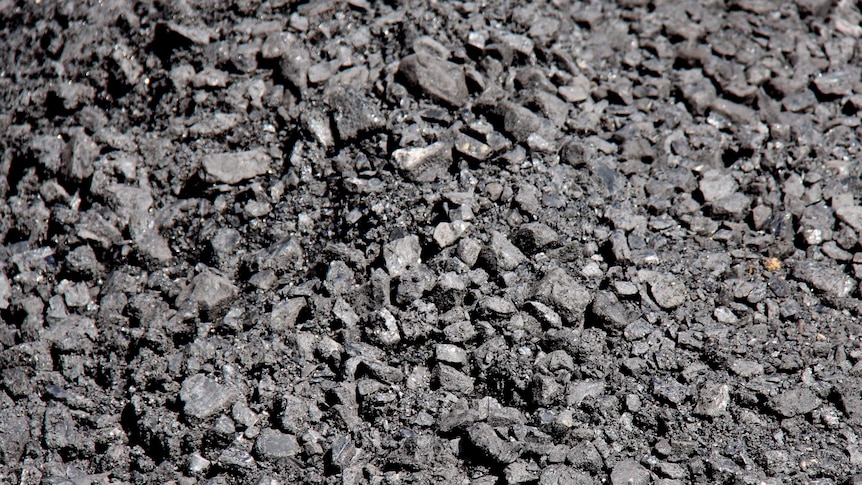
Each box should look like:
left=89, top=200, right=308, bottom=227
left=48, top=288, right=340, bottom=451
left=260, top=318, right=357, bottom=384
left=326, top=87, right=385, bottom=142
left=398, top=53, right=469, bottom=107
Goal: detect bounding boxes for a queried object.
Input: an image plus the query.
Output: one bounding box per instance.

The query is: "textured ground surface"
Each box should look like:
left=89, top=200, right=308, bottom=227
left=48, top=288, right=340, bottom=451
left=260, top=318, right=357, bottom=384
left=2, top=0, right=862, bottom=484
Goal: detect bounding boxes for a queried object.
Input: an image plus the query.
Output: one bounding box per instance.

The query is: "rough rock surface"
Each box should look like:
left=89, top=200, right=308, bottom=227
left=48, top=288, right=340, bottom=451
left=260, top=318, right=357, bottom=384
left=1, top=1, right=862, bottom=484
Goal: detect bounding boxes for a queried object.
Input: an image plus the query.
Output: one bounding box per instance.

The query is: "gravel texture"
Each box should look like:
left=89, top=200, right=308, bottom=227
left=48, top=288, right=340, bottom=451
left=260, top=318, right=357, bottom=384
left=2, top=0, right=862, bottom=484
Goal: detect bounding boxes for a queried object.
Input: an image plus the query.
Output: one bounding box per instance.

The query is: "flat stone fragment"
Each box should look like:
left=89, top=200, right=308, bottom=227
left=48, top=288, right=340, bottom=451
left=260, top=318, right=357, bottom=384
left=435, top=344, right=468, bottom=366
left=454, top=132, right=492, bottom=160
left=539, top=465, right=594, bottom=485
left=254, top=428, right=300, bottom=462
left=180, top=374, right=236, bottom=419
left=610, top=459, right=650, bottom=485
left=813, top=70, right=856, bottom=96
left=398, top=53, right=468, bottom=107
left=467, top=422, right=519, bottom=464
left=434, top=364, right=474, bottom=393
left=769, top=387, right=822, bottom=418
left=836, top=205, right=862, bottom=234
left=649, top=274, right=686, bottom=309
left=693, top=381, right=730, bottom=417
left=392, top=142, right=453, bottom=182
left=189, top=113, right=240, bottom=136
left=202, top=149, right=270, bottom=184
left=514, top=222, right=559, bottom=254
left=792, top=260, right=855, bottom=298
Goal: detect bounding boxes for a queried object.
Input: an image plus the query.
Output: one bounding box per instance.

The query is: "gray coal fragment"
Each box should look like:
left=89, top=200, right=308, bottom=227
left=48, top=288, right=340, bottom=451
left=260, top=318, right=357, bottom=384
left=280, top=47, right=310, bottom=92
left=769, top=387, right=822, bottom=418
left=480, top=231, right=527, bottom=274
left=539, top=465, right=594, bottom=485
left=610, top=459, right=650, bottom=485
left=392, top=142, right=453, bottom=182
left=201, top=149, right=270, bottom=184
left=532, top=268, right=593, bottom=326
left=398, top=53, right=469, bottom=107
left=693, top=381, right=730, bottom=417
left=649, top=273, right=686, bottom=309
left=254, top=428, right=300, bottom=463
left=327, top=87, right=385, bottom=141
left=466, top=422, right=520, bottom=465
left=180, top=374, right=236, bottom=419
left=176, top=267, right=238, bottom=310
left=63, top=130, right=99, bottom=181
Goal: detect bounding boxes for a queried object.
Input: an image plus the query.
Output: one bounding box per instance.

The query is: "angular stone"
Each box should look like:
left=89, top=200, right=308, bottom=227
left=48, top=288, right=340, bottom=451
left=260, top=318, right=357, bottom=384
left=202, top=149, right=270, bottom=184
left=693, top=381, right=730, bottom=417
left=434, top=364, right=474, bottom=393
left=610, top=459, right=650, bottom=485
left=398, top=53, right=468, bottom=107
left=393, top=142, right=453, bottom=182
left=836, top=205, right=862, bottom=234
left=280, top=47, right=310, bottom=91
left=649, top=274, right=686, bottom=309
left=499, top=103, right=542, bottom=143
left=454, top=132, right=492, bottom=160
left=514, top=222, right=559, bottom=254
left=467, top=423, right=519, bottom=464
left=383, top=235, right=422, bottom=278
left=480, top=231, right=527, bottom=274
left=652, top=376, right=688, bottom=405
left=177, top=268, right=238, bottom=310
left=269, top=297, right=306, bottom=333
left=180, top=374, right=236, bottom=419
left=590, top=291, right=631, bottom=331
left=540, top=465, right=594, bottom=485
left=63, top=130, right=99, bottom=181
left=532, top=268, right=593, bottom=325
left=254, top=428, right=300, bottom=463
left=436, top=344, right=468, bottom=366
left=327, top=87, right=385, bottom=141
left=769, top=387, right=822, bottom=418
left=189, top=113, right=240, bottom=136
left=505, top=461, right=539, bottom=484
left=699, top=170, right=738, bottom=203
left=792, top=261, right=855, bottom=298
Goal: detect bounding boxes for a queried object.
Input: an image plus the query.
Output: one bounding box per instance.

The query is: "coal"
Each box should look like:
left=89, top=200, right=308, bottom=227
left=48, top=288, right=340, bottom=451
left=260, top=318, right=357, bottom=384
left=180, top=374, right=237, bottom=420
left=398, top=53, right=469, bottom=107
left=3, top=1, right=861, bottom=483
left=201, top=149, right=271, bottom=184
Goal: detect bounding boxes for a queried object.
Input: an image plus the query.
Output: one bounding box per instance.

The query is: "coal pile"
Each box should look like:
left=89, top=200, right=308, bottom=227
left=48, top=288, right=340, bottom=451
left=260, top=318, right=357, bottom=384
left=2, top=0, right=862, bottom=483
